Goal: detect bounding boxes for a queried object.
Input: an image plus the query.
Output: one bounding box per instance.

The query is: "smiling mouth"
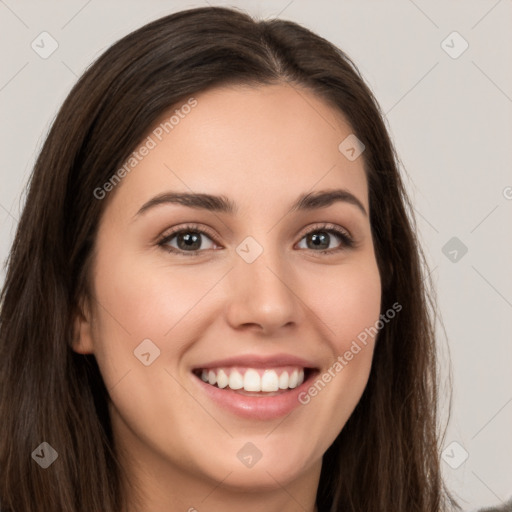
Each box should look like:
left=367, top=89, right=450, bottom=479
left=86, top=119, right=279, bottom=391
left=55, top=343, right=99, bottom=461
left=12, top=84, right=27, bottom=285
left=192, top=366, right=316, bottom=395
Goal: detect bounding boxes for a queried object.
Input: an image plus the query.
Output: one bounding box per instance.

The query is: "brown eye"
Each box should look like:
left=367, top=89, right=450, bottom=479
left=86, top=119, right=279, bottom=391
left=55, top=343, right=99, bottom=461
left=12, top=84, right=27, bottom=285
left=158, top=224, right=219, bottom=256
left=296, top=225, right=354, bottom=254
left=172, top=231, right=205, bottom=251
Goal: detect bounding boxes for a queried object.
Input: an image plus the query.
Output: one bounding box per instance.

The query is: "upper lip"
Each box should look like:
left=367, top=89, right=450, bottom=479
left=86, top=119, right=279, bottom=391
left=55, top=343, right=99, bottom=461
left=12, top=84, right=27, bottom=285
left=192, top=353, right=318, bottom=370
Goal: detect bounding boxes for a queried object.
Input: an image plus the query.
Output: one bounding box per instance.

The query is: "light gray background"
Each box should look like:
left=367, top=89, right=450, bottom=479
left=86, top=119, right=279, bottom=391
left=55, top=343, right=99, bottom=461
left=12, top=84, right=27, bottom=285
left=0, top=1, right=511, bottom=510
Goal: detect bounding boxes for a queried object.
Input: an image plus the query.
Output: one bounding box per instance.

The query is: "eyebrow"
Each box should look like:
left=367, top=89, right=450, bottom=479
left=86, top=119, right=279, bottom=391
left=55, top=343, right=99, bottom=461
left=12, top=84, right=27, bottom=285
left=134, top=188, right=368, bottom=218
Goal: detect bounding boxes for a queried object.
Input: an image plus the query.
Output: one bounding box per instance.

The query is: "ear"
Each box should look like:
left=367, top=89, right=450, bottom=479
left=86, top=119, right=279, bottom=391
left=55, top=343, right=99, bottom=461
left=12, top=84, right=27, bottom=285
left=71, top=296, right=95, bottom=354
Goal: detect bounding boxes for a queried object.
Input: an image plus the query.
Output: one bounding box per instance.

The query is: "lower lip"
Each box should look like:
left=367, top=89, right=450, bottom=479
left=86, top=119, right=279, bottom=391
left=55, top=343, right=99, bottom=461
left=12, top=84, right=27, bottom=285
left=192, top=371, right=317, bottom=421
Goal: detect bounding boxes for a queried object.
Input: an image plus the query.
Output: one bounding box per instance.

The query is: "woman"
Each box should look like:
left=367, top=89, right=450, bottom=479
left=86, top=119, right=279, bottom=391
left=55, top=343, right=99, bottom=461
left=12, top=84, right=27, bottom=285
left=0, top=6, right=463, bottom=512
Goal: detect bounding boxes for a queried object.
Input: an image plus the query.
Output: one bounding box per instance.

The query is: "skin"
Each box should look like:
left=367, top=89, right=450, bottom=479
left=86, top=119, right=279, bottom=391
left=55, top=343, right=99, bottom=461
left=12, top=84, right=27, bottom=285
left=73, top=83, right=382, bottom=512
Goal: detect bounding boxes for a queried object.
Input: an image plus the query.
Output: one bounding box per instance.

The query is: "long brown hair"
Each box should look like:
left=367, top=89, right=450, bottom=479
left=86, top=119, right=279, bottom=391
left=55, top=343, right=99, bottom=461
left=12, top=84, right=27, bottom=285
left=0, top=6, right=460, bottom=511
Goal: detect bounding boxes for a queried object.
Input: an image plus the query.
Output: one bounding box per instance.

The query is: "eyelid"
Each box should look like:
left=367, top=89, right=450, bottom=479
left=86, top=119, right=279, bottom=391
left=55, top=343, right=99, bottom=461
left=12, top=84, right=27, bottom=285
left=295, top=222, right=356, bottom=254
left=157, top=223, right=221, bottom=249
left=296, top=222, right=353, bottom=242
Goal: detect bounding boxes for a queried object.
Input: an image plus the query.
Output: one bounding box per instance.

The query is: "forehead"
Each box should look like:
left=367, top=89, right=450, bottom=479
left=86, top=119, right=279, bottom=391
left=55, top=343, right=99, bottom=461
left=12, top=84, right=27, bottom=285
left=107, top=83, right=368, bottom=217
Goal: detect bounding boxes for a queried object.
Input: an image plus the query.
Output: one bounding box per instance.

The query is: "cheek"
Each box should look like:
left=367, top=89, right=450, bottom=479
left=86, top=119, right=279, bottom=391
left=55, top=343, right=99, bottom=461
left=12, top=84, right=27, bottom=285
left=284, top=257, right=381, bottom=465
left=300, top=256, right=382, bottom=353
left=92, top=246, right=216, bottom=340
left=87, top=242, right=213, bottom=391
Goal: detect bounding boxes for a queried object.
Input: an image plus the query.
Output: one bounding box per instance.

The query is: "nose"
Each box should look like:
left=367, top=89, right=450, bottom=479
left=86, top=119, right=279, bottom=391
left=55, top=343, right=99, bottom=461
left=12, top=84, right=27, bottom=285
left=224, top=245, right=304, bottom=335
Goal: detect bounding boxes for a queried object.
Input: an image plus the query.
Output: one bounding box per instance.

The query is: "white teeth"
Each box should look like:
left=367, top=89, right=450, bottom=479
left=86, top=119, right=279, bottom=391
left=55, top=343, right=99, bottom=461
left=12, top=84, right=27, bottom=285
left=216, top=369, right=229, bottom=389
left=243, top=369, right=261, bottom=392
left=198, top=367, right=305, bottom=392
left=261, top=370, right=279, bottom=392
left=289, top=369, right=298, bottom=388
left=228, top=370, right=244, bottom=390
left=278, top=371, right=289, bottom=389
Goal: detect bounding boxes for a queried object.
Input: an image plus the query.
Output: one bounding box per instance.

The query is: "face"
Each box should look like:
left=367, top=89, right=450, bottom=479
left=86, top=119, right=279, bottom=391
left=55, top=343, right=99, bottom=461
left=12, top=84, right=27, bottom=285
left=74, top=83, right=381, bottom=508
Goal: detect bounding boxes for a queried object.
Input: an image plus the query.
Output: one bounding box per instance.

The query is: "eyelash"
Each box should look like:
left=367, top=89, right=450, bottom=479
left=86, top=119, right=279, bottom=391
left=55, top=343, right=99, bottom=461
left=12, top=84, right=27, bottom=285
left=157, top=222, right=355, bottom=258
